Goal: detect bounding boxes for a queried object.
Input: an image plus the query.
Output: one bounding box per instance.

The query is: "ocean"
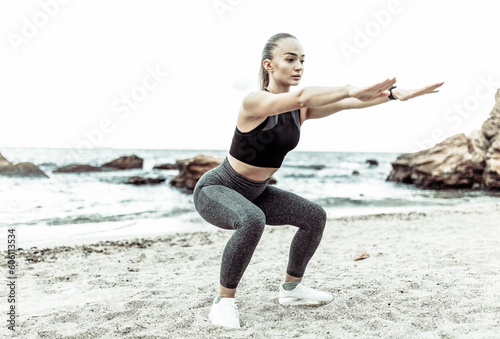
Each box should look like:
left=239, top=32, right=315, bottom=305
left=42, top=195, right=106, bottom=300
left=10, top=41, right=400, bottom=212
left=1, top=147, right=498, bottom=247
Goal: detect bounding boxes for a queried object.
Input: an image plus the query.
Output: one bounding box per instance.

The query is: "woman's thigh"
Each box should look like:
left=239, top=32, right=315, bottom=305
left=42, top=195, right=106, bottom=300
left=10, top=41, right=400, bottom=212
left=252, top=185, right=326, bottom=227
left=194, top=184, right=265, bottom=230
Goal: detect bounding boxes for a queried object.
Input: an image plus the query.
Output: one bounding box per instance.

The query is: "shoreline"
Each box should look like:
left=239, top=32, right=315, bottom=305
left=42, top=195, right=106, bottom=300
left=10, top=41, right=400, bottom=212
left=9, top=200, right=499, bottom=250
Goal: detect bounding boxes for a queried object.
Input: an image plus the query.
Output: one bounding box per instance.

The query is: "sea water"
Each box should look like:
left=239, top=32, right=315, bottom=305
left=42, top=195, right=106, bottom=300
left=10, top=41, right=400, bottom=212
left=1, top=147, right=498, bottom=247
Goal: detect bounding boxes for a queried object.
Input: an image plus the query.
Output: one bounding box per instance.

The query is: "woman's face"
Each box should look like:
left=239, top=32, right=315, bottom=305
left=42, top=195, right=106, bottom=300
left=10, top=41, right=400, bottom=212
left=266, top=38, right=305, bottom=87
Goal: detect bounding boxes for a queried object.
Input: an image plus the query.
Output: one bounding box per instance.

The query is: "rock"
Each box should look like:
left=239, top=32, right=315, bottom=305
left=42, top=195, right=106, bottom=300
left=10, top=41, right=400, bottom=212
left=480, top=90, right=500, bottom=140
left=170, top=154, right=224, bottom=190
left=54, top=164, right=103, bottom=173
left=170, top=154, right=277, bottom=191
left=0, top=153, right=48, bottom=178
left=366, top=159, right=379, bottom=167
left=484, top=137, right=500, bottom=189
left=0, top=162, right=48, bottom=178
left=54, top=155, right=143, bottom=173
left=354, top=252, right=370, bottom=261
left=0, top=153, right=13, bottom=168
left=469, top=129, right=490, bottom=153
left=480, top=90, right=500, bottom=189
left=484, top=156, right=500, bottom=189
left=387, top=134, right=486, bottom=189
left=388, top=89, right=500, bottom=190
left=101, top=155, right=143, bottom=170
left=153, top=163, right=179, bottom=170
left=125, top=176, right=166, bottom=185
left=352, top=170, right=360, bottom=175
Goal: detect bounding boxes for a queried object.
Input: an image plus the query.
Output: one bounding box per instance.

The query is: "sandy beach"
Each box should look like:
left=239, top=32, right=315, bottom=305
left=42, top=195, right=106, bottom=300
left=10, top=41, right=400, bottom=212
left=4, top=202, right=500, bottom=339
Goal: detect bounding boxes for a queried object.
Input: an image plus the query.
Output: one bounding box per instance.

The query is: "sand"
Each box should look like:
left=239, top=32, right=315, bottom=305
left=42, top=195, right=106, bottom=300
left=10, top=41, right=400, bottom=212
left=3, top=203, right=500, bottom=339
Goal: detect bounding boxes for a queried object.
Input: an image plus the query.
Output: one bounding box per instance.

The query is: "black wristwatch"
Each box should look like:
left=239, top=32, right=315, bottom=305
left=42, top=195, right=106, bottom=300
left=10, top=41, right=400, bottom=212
left=388, top=86, right=398, bottom=100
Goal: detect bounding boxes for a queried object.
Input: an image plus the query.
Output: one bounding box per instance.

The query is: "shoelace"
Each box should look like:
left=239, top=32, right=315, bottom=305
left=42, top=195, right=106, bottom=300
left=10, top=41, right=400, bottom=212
left=295, top=283, right=312, bottom=291
left=290, top=283, right=324, bottom=296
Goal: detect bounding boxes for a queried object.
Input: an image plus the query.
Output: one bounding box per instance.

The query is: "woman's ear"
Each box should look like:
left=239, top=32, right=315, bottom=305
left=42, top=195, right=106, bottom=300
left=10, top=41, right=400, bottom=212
left=263, top=59, right=273, bottom=73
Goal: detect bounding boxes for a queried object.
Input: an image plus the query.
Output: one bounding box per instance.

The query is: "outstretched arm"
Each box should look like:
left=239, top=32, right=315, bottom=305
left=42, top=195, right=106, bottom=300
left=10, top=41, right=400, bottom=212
left=305, top=81, right=444, bottom=120
left=241, top=78, right=397, bottom=119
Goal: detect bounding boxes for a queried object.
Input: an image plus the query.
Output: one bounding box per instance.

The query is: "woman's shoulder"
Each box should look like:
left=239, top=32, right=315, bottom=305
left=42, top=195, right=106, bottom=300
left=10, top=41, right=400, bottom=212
left=242, top=90, right=269, bottom=107
left=244, top=89, right=267, bottom=97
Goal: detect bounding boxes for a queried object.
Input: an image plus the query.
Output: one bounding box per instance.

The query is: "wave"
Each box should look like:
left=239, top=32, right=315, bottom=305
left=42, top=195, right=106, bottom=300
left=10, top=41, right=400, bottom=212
left=283, top=173, right=317, bottom=179
left=283, top=164, right=326, bottom=170
left=10, top=207, right=194, bottom=227
left=315, top=196, right=450, bottom=208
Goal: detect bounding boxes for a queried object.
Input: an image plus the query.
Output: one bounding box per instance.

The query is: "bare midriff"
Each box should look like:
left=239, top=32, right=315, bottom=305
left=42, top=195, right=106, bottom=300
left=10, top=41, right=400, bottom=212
left=227, top=154, right=279, bottom=182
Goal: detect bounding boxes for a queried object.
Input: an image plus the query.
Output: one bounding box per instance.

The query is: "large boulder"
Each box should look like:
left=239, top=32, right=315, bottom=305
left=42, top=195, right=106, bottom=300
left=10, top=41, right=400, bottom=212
left=480, top=90, right=500, bottom=140
left=469, top=129, right=490, bottom=153
left=0, top=153, right=13, bottom=168
left=153, top=163, right=179, bottom=170
left=101, top=155, right=143, bottom=170
left=484, top=137, right=500, bottom=189
left=54, top=164, right=103, bottom=173
left=387, top=134, right=486, bottom=189
left=54, top=155, right=144, bottom=173
left=0, top=162, right=49, bottom=178
left=170, top=154, right=277, bottom=191
left=481, top=90, right=500, bottom=189
left=387, top=89, right=500, bottom=189
left=170, top=154, right=224, bottom=190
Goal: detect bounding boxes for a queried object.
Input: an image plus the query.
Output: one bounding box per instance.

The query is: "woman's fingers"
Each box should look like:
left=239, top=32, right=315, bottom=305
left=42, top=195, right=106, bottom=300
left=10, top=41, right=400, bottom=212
left=372, top=78, right=397, bottom=92
left=417, top=82, right=444, bottom=96
left=351, top=78, right=397, bottom=101
left=370, top=80, right=441, bottom=98
left=397, top=82, right=444, bottom=100
left=362, top=78, right=396, bottom=96
left=424, top=82, right=444, bottom=92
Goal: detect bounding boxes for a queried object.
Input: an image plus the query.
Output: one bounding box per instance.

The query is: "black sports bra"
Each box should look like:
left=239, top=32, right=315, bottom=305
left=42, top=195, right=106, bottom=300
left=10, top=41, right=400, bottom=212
left=229, top=90, right=301, bottom=168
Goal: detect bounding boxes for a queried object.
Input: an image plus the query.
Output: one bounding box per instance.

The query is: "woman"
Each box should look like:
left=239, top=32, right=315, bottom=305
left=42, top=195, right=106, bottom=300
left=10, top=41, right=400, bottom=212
left=193, top=32, right=443, bottom=328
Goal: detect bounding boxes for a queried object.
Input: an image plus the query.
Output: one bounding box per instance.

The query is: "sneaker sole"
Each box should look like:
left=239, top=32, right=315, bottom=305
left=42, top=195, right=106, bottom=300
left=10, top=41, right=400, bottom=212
left=278, top=297, right=333, bottom=306
left=208, top=311, right=241, bottom=329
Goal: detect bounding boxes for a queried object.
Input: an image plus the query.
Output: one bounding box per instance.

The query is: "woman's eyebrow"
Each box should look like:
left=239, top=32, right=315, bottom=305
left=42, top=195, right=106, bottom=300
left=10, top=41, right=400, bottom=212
left=284, top=52, right=305, bottom=57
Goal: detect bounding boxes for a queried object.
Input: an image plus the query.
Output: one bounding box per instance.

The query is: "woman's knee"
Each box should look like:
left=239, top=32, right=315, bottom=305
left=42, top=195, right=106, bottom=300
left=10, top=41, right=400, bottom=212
left=235, top=209, right=266, bottom=235
left=309, top=203, right=327, bottom=231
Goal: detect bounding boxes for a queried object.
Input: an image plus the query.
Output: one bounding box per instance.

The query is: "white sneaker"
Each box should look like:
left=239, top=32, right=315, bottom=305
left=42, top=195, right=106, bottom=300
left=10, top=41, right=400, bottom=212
left=279, top=282, right=333, bottom=306
left=208, top=297, right=241, bottom=328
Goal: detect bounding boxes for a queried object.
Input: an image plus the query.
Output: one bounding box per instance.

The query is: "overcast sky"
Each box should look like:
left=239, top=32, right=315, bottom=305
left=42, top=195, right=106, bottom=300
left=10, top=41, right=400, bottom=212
left=1, top=0, right=499, bottom=153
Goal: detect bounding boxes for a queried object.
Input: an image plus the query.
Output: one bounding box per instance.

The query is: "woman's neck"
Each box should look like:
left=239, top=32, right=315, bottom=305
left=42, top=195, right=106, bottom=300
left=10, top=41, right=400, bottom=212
left=266, top=82, right=291, bottom=94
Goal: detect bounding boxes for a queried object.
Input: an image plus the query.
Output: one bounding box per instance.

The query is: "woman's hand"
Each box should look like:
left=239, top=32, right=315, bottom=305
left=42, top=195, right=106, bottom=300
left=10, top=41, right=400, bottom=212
left=348, top=78, right=397, bottom=102
left=392, top=82, right=444, bottom=101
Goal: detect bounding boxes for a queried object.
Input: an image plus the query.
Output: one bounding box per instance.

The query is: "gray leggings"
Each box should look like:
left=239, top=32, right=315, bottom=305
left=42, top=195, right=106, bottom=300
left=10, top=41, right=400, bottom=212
left=193, top=157, right=327, bottom=289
